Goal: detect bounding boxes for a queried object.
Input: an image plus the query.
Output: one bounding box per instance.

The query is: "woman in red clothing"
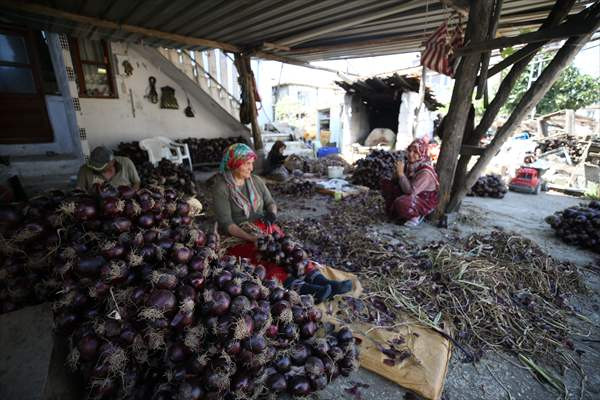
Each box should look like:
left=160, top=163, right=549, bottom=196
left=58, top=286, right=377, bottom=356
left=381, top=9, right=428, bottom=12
left=212, top=143, right=351, bottom=303
left=381, top=138, right=439, bottom=227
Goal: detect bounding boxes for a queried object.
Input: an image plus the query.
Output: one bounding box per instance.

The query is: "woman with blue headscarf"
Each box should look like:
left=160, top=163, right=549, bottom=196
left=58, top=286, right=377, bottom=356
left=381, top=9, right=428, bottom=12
left=212, top=143, right=351, bottom=303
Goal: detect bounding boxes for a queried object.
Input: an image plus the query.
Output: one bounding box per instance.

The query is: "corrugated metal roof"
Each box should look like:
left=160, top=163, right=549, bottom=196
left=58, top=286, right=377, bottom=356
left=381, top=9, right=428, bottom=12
left=0, top=0, right=593, bottom=61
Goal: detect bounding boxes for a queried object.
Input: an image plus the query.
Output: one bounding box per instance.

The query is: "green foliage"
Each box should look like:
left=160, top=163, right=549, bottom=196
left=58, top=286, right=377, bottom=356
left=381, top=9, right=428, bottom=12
left=502, top=63, right=600, bottom=116
left=585, top=183, right=600, bottom=201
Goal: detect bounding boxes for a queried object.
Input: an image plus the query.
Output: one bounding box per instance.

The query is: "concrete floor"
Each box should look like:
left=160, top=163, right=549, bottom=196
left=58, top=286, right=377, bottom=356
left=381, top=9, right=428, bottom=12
left=272, top=190, right=600, bottom=400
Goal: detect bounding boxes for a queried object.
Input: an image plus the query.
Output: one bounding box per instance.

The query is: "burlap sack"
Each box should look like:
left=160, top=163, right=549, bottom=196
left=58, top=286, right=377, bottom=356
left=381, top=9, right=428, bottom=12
left=317, top=265, right=451, bottom=400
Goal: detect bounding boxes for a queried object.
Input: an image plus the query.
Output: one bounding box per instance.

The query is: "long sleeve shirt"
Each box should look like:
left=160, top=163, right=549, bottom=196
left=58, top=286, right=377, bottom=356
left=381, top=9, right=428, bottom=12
left=397, top=169, right=438, bottom=195
left=212, top=174, right=275, bottom=234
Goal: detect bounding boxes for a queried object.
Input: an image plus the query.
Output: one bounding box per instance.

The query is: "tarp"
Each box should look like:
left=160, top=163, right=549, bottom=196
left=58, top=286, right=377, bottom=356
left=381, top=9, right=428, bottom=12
left=318, top=265, right=452, bottom=400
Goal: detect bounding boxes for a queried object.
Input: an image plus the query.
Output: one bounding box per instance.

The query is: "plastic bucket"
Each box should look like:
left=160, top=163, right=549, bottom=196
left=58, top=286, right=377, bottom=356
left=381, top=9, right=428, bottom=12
left=328, top=166, right=344, bottom=179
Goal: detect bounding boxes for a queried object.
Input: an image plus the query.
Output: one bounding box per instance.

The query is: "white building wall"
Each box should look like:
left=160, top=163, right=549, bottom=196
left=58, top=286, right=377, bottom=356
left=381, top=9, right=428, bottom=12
left=77, top=42, right=245, bottom=150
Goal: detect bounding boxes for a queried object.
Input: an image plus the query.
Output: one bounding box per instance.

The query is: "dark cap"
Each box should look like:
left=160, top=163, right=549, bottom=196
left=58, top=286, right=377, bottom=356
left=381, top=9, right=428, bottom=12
left=88, top=146, right=113, bottom=171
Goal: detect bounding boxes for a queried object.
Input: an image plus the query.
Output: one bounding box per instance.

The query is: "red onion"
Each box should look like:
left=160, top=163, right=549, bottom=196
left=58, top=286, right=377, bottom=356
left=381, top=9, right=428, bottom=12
left=147, top=289, right=176, bottom=312
left=310, top=375, right=328, bottom=390
left=77, top=335, right=99, bottom=361
left=292, top=306, right=308, bottom=323
left=143, top=229, right=158, bottom=243
left=224, top=280, right=242, bottom=297
left=172, top=245, right=192, bottom=264
left=307, top=307, right=322, bottom=322
left=242, top=335, right=267, bottom=353
left=289, top=376, right=311, bottom=396
left=266, top=373, right=287, bottom=392
left=168, top=342, right=189, bottom=363
left=102, top=242, right=125, bottom=259
left=137, top=213, right=154, bottom=228
left=265, top=324, right=278, bottom=338
left=176, top=201, right=190, bottom=217
left=305, top=356, right=325, bottom=377
left=300, top=321, right=317, bottom=338
left=337, top=327, right=354, bottom=343
left=274, top=356, right=291, bottom=372
left=271, top=300, right=290, bottom=316
left=117, top=185, right=136, bottom=199
left=77, top=256, right=106, bottom=277
left=74, top=202, right=97, bottom=221
left=208, top=291, right=231, bottom=316
left=187, top=272, right=205, bottom=290
left=228, top=297, right=250, bottom=317
left=225, top=340, right=242, bottom=356
left=290, top=344, right=309, bottom=365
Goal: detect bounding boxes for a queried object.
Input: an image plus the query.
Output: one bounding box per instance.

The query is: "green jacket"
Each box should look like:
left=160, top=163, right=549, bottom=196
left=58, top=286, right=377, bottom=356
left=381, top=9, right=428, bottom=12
left=76, top=156, right=140, bottom=192
left=212, top=174, right=275, bottom=234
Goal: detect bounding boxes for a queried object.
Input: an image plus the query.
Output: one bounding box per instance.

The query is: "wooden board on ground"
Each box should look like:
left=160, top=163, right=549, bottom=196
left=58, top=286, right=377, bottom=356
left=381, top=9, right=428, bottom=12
left=318, top=265, right=451, bottom=400
left=316, top=184, right=369, bottom=198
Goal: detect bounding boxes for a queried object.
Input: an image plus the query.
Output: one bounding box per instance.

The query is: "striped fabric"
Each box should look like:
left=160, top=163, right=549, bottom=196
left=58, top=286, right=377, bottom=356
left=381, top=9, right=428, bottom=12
left=421, top=19, right=464, bottom=77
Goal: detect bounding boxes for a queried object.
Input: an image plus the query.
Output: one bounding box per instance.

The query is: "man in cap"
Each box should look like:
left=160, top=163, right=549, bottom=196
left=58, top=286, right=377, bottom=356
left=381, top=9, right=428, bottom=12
left=76, top=146, right=140, bottom=192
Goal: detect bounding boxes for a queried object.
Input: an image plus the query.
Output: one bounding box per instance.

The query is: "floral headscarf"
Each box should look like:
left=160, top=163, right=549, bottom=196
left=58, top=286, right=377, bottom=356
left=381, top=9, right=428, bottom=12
left=219, top=143, right=261, bottom=217
left=406, top=138, right=439, bottom=186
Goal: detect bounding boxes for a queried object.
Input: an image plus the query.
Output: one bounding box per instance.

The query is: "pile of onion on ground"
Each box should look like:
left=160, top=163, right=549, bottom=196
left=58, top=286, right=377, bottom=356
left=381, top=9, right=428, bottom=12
left=1, top=184, right=358, bottom=399
left=281, top=193, right=588, bottom=369
left=351, top=150, right=404, bottom=189
left=546, top=201, right=600, bottom=253
left=467, top=174, right=508, bottom=198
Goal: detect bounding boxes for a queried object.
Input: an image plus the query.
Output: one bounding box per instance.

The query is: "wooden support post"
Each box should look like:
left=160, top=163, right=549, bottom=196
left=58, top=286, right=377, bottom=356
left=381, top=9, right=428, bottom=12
left=476, top=0, right=503, bottom=100
left=447, top=11, right=600, bottom=212
left=433, top=0, right=494, bottom=220
left=446, top=0, right=576, bottom=212
left=412, top=66, right=427, bottom=138
left=234, top=54, right=263, bottom=151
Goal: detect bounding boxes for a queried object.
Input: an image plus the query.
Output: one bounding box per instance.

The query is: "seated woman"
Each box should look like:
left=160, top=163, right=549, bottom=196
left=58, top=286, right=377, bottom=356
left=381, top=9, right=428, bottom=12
left=212, top=143, right=351, bottom=303
left=265, top=140, right=289, bottom=181
left=381, top=138, right=439, bottom=227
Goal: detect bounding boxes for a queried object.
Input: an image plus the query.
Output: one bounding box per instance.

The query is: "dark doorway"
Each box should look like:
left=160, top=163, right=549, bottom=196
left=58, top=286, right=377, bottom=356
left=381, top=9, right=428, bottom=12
left=0, top=26, right=54, bottom=144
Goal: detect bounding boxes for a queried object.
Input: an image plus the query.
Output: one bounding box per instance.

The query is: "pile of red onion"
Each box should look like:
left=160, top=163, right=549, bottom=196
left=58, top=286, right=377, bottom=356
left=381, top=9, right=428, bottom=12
left=137, top=159, right=196, bottom=196
left=177, top=136, right=249, bottom=164
left=0, top=190, right=68, bottom=313
left=114, top=141, right=149, bottom=166
left=256, top=232, right=311, bottom=277
left=1, top=182, right=358, bottom=398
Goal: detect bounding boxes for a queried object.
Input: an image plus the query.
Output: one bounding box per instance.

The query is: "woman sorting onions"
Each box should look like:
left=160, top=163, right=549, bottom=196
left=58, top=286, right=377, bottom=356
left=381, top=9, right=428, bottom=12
left=213, top=143, right=351, bottom=303
left=381, top=138, right=439, bottom=227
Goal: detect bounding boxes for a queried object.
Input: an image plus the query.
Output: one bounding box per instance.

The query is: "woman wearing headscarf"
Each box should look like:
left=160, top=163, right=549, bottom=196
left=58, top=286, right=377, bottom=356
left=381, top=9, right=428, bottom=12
left=380, top=138, right=439, bottom=227
left=212, top=143, right=352, bottom=303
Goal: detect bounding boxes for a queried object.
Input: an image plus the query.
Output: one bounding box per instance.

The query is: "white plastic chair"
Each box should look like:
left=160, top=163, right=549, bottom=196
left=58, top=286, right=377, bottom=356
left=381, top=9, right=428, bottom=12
left=139, top=138, right=192, bottom=170
left=156, top=136, right=193, bottom=170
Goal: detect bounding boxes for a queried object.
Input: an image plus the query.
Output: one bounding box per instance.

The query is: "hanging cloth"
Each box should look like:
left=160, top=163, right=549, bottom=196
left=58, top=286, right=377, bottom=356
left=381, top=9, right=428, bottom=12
left=420, top=15, right=464, bottom=77
left=160, top=86, right=179, bottom=109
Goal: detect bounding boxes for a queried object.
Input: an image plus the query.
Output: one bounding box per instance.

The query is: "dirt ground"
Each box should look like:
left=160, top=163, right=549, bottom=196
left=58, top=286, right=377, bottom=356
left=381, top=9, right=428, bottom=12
left=268, top=189, right=600, bottom=400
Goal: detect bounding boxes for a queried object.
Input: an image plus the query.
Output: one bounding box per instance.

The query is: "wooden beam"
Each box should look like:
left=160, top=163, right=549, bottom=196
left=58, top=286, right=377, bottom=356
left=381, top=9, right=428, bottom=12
left=433, top=0, right=495, bottom=220
left=456, top=18, right=593, bottom=55
left=261, top=42, right=291, bottom=52
left=252, top=50, right=360, bottom=77
left=460, top=145, right=486, bottom=156
left=448, top=0, right=577, bottom=212
left=450, top=16, right=600, bottom=213
left=273, top=0, right=422, bottom=47
left=476, top=0, right=503, bottom=100
left=0, top=0, right=241, bottom=52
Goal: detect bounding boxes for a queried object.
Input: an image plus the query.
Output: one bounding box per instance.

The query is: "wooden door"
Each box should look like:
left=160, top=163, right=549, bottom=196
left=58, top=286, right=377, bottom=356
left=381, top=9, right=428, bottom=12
left=0, top=27, right=54, bottom=144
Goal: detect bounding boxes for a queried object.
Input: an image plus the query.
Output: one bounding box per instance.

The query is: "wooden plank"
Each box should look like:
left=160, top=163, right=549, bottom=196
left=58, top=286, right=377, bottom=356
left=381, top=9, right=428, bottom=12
left=460, top=145, right=486, bottom=156
left=0, top=0, right=240, bottom=52
left=476, top=0, right=503, bottom=100
left=456, top=19, right=593, bottom=55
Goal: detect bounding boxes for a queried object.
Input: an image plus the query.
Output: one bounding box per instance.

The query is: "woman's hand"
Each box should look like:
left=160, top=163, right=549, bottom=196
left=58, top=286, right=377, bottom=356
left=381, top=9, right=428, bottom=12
left=395, top=160, right=405, bottom=176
